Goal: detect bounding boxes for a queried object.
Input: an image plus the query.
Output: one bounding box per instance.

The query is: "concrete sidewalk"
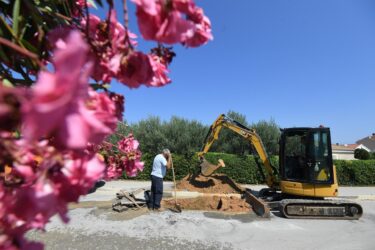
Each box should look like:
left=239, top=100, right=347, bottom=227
left=80, top=180, right=375, bottom=202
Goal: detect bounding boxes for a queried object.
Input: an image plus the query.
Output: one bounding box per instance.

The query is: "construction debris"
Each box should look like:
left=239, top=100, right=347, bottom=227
left=112, top=188, right=147, bottom=212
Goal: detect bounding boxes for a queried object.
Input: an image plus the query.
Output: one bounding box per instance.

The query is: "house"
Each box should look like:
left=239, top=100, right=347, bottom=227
left=332, top=144, right=357, bottom=160
left=356, top=133, right=375, bottom=152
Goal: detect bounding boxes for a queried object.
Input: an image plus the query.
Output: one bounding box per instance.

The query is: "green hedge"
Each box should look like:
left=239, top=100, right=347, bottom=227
left=123, top=153, right=375, bottom=186
left=335, top=160, right=375, bottom=186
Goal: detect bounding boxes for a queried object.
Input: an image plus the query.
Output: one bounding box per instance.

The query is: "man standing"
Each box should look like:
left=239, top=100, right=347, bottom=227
left=150, top=149, right=172, bottom=211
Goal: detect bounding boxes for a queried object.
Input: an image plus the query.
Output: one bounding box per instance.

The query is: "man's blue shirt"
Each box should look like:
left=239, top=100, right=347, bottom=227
left=151, top=154, right=167, bottom=178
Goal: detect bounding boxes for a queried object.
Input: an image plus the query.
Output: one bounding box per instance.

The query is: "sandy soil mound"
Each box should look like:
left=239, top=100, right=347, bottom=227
left=164, top=173, right=252, bottom=213
left=162, top=195, right=251, bottom=213
left=176, top=173, right=244, bottom=194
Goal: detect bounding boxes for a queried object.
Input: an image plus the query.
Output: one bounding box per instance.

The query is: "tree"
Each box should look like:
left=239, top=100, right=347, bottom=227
left=162, top=116, right=208, bottom=155
left=250, top=118, right=281, bottom=156
left=354, top=148, right=370, bottom=160
left=210, top=111, right=251, bottom=155
left=112, top=116, right=208, bottom=156
left=131, top=116, right=169, bottom=155
left=208, top=111, right=281, bottom=156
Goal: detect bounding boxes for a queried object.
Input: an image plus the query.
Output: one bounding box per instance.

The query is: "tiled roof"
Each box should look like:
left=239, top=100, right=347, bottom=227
left=345, top=144, right=360, bottom=150
left=356, top=134, right=375, bottom=152
left=332, top=144, right=355, bottom=151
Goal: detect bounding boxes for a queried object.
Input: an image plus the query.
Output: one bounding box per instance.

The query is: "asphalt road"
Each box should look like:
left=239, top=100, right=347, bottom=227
left=27, top=181, right=375, bottom=250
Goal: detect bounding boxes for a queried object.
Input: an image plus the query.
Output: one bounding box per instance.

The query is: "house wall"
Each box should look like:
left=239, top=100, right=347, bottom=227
left=332, top=151, right=355, bottom=160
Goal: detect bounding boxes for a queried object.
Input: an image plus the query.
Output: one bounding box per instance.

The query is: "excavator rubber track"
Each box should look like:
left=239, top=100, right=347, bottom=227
left=279, top=199, right=363, bottom=220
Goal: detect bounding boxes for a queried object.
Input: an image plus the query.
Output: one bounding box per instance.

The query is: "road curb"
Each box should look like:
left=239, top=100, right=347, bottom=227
left=338, top=195, right=375, bottom=201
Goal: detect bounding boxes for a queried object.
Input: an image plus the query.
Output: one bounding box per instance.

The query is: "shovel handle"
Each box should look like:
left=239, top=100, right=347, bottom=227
left=171, top=158, right=178, bottom=204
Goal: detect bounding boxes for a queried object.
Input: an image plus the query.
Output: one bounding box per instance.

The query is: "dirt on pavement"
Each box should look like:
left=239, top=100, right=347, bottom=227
left=163, top=173, right=252, bottom=213
left=162, top=195, right=252, bottom=213
left=176, top=173, right=245, bottom=194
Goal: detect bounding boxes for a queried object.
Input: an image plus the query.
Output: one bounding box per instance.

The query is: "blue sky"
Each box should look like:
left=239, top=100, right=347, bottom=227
left=102, top=0, right=375, bottom=144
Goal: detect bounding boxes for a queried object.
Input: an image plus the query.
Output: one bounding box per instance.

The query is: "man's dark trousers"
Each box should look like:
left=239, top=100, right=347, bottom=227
left=151, top=175, right=163, bottom=209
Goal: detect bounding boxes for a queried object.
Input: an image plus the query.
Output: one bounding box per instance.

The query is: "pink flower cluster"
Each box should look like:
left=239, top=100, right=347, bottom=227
left=82, top=11, right=171, bottom=88
left=0, top=1, right=212, bottom=249
left=23, top=31, right=118, bottom=150
left=0, top=31, right=116, bottom=249
left=132, top=0, right=213, bottom=47
left=104, top=134, right=144, bottom=180
left=0, top=137, right=105, bottom=250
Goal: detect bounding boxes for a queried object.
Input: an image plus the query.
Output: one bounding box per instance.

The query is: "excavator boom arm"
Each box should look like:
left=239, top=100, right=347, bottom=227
left=198, top=114, right=278, bottom=189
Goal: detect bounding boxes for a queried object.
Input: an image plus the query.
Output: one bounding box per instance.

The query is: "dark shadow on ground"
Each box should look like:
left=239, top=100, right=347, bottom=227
left=186, top=172, right=244, bottom=193
left=187, top=172, right=215, bottom=188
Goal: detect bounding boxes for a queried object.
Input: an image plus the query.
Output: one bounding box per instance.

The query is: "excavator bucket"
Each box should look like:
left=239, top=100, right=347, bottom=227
left=200, top=158, right=225, bottom=176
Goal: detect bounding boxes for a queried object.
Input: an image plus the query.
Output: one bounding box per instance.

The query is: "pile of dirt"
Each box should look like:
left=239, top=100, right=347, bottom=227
left=162, top=195, right=251, bottom=213
left=165, top=173, right=252, bottom=213
left=176, top=173, right=244, bottom=194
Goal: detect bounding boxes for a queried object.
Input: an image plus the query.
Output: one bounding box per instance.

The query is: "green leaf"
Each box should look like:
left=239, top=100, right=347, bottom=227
left=2, top=79, right=13, bottom=87
left=12, top=0, right=21, bottom=39
left=90, top=83, right=110, bottom=90
left=88, top=0, right=97, bottom=9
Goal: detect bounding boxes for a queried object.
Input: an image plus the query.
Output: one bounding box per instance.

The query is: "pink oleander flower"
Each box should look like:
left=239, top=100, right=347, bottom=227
left=23, top=30, right=90, bottom=147
left=104, top=156, right=123, bottom=180
left=0, top=133, right=105, bottom=249
left=53, top=153, right=105, bottom=203
left=0, top=154, right=104, bottom=249
left=108, top=92, right=125, bottom=120
left=183, top=7, right=213, bottom=47
left=23, top=30, right=118, bottom=150
left=132, top=0, right=212, bottom=47
left=117, top=134, right=144, bottom=177
left=82, top=11, right=137, bottom=83
left=148, top=54, right=171, bottom=87
left=116, top=51, right=154, bottom=88
left=75, top=0, right=93, bottom=7
left=123, top=157, right=145, bottom=177
left=103, top=134, right=144, bottom=180
left=84, top=90, right=118, bottom=145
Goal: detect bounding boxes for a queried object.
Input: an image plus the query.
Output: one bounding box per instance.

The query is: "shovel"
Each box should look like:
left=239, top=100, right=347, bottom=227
left=200, top=158, right=225, bottom=176
left=170, top=157, right=182, bottom=213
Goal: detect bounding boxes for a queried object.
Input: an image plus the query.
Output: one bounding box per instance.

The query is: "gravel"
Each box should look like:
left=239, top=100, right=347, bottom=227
left=27, top=181, right=375, bottom=250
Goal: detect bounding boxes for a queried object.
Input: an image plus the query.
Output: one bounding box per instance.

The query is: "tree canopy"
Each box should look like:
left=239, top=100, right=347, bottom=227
left=110, top=111, right=281, bottom=157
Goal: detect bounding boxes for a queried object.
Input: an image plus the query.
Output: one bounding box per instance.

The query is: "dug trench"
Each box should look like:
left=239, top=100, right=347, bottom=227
left=162, top=173, right=253, bottom=214
left=68, top=173, right=257, bottom=221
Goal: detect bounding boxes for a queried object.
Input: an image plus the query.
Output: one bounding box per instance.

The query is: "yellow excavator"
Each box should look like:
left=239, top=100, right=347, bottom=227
left=198, top=114, right=363, bottom=219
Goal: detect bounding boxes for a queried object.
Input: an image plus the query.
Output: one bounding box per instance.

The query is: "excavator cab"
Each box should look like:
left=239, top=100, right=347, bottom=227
left=279, top=127, right=338, bottom=197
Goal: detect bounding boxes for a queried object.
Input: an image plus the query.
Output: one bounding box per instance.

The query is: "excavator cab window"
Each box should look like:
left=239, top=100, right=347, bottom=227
left=306, top=129, right=333, bottom=184
left=283, top=131, right=309, bottom=181
left=280, top=128, right=334, bottom=184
